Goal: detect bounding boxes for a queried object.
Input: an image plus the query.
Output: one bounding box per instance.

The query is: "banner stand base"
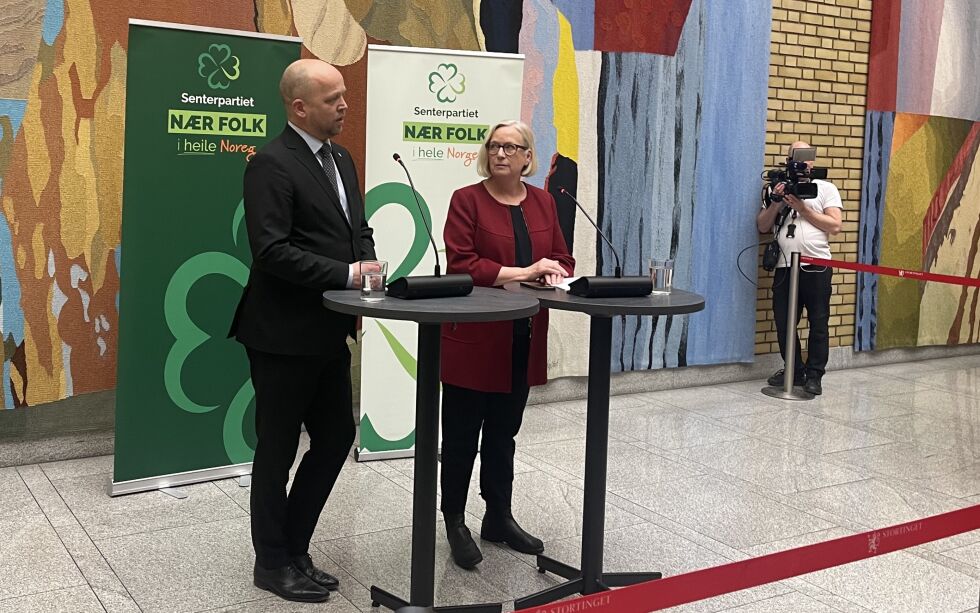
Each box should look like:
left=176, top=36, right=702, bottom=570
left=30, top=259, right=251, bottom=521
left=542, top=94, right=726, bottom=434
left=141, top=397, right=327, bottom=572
left=355, top=448, right=415, bottom=462
left=109, top=462, right=252, bottom=497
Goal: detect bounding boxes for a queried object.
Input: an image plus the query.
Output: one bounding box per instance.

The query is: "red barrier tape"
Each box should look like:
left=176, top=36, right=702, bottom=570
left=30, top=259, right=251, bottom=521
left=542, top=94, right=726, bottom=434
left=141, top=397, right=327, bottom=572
left=799, top=256, right=980, bottom=288
left=516, top=504, right=980, bottom=613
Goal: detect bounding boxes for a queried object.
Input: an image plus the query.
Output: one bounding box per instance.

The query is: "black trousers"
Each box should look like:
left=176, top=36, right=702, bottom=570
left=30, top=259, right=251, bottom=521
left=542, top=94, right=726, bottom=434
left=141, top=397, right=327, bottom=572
left=772, top=266, right=833, bottom=379
left=246, top=346, right=355, bottom=569
left=440, top=324, right=531, bottom=514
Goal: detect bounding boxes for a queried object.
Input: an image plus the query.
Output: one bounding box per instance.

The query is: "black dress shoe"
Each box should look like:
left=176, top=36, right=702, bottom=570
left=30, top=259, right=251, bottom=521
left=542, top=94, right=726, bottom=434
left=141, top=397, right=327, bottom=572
left=481, top=510, right=544, bottom=555
left=293, top=553, right=340, bottom=591
left=804, top=376, right=823, bottom=395
left=253, top=562, right=330, bottom=602
left=444, top=512, right=483, bottom=569
left=767, top=368, right=806, bottom=387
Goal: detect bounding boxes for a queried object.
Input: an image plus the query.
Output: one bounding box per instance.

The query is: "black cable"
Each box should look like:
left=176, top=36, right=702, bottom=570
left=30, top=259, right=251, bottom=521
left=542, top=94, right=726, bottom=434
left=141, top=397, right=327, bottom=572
left=735, top=241, right=790, bottom=289
left=774, top=249, right=790, bottom=289
left=736, top=241, right=768, bottom=287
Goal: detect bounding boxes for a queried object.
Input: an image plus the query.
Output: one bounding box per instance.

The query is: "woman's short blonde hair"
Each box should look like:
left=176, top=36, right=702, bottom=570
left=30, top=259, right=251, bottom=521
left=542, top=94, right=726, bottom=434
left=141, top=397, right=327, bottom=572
left=476, top=120, right=538, bottom=178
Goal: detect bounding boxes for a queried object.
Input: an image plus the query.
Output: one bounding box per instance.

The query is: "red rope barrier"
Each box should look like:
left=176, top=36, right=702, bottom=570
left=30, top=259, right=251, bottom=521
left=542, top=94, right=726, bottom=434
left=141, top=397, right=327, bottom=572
left=799, top=256, right=980, bottom=288
left=516, top=504, right=980, bottom=613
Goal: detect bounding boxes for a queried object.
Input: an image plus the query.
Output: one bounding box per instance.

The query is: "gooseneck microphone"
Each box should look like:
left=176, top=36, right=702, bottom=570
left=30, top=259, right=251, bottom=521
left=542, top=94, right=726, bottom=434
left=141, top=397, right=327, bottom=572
left=393, top=153, right=441, bottom=277
left=384, top=154, right=473, bottom=299
left=559, top=187, right=622, bottom=278
left=557, top=187, right=652, bottom=298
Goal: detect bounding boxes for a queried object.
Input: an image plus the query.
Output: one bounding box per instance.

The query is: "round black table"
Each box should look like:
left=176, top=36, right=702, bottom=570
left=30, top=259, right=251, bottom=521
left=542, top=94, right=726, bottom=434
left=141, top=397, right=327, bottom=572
left=323, top=287, right=539, bottom=613
left=504, top=285, right=705, bottom=609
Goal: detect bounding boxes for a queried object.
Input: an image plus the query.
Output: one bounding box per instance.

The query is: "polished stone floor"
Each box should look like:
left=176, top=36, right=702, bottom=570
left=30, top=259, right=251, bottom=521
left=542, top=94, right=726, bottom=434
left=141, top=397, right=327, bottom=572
left=1, top=355, right=979, bottom=612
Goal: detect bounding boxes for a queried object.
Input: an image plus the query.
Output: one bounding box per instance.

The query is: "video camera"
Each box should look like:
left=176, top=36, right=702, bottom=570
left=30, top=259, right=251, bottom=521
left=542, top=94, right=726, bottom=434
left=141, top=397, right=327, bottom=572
left=762, top=146, right=827, bottom=201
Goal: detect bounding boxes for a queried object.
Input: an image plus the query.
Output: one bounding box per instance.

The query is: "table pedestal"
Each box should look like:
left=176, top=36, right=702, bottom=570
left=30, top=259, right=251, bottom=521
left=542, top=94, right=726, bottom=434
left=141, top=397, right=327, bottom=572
left=368, top=324, right=502, bottom=613
left=514, top=316, right=661, bottom=609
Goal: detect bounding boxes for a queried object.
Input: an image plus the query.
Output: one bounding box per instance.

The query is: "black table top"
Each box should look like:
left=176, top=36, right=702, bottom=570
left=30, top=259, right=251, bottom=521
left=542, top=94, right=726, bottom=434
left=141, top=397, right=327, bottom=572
left=504, top=283, right=705, bottom=317
left=323, top=286, right=540, bottom=324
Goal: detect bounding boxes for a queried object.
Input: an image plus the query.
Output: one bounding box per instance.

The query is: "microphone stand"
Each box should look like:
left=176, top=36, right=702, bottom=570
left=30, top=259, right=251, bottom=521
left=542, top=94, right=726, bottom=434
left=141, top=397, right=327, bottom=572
left=385, top=154, right=473, bottom=299
left=558, top=187, right=652, bottom=298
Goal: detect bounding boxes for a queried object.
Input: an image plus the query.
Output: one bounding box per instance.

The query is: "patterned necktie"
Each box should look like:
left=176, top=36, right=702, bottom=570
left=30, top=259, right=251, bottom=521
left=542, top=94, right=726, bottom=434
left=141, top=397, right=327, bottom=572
left=317, top=142, right=340, bottom=199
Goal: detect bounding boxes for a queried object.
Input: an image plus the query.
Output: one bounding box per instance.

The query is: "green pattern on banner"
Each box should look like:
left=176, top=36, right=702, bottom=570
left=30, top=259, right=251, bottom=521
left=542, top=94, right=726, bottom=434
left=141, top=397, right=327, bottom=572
left=358, top=320, right=419, bottom=451
left=231, top=199, right=246, bottom=246
left=373, top=320, right=418, bottom=380
left=364, top=182, right=433, bottom=281
left=359, top=183, right=428, bottom=452
left=163, top=252, right=250, bottom=415
left=114, top=22, right=299, bottom=484
left=359, top=414, right=416, bottom=452
left=224, top=379, right=257, bottom=464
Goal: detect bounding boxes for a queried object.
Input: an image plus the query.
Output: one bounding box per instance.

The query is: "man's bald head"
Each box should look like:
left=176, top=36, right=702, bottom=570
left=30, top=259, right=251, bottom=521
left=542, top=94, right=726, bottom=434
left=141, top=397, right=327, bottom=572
left=279, top=59, right=348, bottom=140
left=279, top=59, right=342, bottom=107
left=788, top=140, right=810, bottom=158
left=787, top=140, right=816, bottom=169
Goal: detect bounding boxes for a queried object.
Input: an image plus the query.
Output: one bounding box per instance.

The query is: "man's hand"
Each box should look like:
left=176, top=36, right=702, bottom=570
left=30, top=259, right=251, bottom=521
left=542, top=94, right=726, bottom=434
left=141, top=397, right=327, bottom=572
left=784, top=193, right=806, bottom=213
left=757, top=184, right=788, bottom=233
left=774, top=182, right=806, bottom=213
left=352, top=260, right=383, bottom=289
left=782, top=191, right=843, bottom=235
left=772, top=183, right=790, bottom=209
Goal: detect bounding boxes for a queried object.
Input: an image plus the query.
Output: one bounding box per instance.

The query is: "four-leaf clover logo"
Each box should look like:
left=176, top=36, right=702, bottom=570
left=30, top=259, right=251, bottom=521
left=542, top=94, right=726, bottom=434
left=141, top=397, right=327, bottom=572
left=428, top=63, right=465, bottom=103
left=197, top=44, right=241, bottom=90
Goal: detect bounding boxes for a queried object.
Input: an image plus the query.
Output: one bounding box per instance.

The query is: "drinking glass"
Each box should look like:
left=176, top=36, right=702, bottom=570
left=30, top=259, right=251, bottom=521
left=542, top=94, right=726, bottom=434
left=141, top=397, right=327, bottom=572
left=650, top=258, right=674, bottom=294
left=360, top=260, right=388, bottom=302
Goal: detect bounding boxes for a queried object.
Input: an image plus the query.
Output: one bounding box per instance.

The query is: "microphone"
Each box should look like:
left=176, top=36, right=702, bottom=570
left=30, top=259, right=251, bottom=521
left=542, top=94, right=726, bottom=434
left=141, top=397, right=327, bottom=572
left=559, top=187, right=622, bottom=278
left=384, top=153, right=473, bottom=299
left=394, top=153, right=441, bottom=277
left=557, top=187, right=652, bottom=298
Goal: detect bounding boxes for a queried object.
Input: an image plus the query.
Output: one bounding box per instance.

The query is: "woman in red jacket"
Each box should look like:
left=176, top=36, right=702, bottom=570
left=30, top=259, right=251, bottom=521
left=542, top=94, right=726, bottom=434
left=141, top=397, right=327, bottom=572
left=440, top=120, right=575, bottom=569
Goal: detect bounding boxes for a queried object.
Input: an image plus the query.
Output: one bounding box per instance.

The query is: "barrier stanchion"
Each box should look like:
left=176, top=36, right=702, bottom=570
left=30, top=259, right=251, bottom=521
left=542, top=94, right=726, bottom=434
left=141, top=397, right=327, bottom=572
left=763, top=251, right=813, bottom=401
left=758, top=254, right=976, bottom=403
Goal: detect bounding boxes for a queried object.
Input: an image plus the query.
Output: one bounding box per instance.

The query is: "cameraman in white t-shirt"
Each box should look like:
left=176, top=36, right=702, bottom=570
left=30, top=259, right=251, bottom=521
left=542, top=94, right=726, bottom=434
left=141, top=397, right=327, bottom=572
left=757, top=141, right=842, bottom=395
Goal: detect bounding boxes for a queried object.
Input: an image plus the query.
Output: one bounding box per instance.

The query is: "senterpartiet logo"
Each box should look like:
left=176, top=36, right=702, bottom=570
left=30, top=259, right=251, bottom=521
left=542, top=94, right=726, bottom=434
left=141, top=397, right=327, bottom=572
left=198, top=44, right=241, bottom=90
left=428, top=63, right=465, bottom=103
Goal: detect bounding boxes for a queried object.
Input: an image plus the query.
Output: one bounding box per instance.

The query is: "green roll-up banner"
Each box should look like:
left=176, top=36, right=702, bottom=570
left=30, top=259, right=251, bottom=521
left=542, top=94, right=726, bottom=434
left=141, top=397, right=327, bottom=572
left=112, top=20, right=300, bottom=495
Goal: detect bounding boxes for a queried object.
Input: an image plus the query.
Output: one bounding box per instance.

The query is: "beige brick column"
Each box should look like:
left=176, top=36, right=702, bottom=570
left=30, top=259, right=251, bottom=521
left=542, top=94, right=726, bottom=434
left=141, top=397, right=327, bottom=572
left=757, top=0, right=872, bottom=356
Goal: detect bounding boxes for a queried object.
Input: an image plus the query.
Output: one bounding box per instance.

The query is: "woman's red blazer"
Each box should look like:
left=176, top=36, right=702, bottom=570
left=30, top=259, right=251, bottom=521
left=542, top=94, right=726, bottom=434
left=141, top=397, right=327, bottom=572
left=440, top=182, right=575, bottom=393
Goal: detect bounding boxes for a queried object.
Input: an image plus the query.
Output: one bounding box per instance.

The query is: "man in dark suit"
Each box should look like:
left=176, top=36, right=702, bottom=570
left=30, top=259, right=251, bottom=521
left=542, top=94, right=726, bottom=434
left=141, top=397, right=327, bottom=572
left=229, top=59, right=378, bottom=603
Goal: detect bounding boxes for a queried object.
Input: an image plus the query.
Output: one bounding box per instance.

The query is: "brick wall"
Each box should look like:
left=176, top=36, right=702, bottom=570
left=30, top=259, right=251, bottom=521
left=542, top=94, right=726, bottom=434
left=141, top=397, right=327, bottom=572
left=756, top=0, right=872, bottom=356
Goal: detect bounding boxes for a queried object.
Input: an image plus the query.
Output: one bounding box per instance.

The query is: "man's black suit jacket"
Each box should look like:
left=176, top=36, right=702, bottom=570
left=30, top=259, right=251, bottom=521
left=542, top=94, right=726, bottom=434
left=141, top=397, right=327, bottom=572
left=230, top=126, right=376, bottom=355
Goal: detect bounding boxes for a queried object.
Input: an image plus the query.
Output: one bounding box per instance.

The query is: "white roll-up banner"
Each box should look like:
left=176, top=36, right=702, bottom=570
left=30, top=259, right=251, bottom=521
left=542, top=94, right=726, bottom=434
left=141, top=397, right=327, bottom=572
left=358, top=45, right=524, bottom=460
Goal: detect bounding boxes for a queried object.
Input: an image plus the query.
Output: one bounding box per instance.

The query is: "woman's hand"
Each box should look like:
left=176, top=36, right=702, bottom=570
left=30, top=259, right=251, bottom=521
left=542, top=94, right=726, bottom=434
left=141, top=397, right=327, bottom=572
left=526, top=258, right=566, bottom=282
left=541, top=272, right=564, bottom=286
